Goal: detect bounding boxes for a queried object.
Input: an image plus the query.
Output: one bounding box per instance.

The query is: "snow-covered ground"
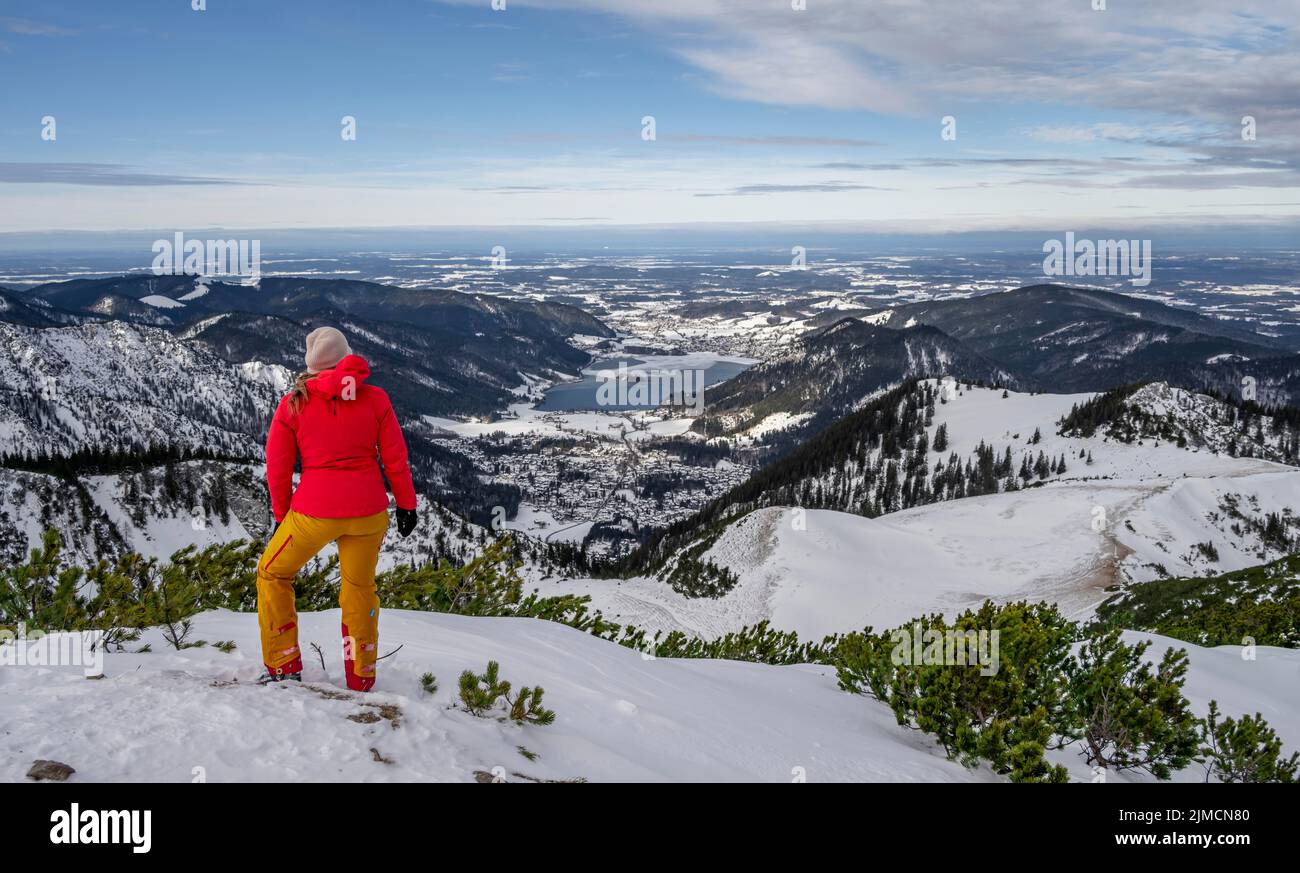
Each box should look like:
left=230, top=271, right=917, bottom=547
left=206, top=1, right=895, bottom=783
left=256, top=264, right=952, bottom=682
left=549, top=499, right=1115, bottom=640
left=4, top=610, right=1292, bottom=783
left=1121, top=471, right=1300, bottom=580
left=502, top=504, right=593, bottom=544
left=737, top=410, right=814, bottom=443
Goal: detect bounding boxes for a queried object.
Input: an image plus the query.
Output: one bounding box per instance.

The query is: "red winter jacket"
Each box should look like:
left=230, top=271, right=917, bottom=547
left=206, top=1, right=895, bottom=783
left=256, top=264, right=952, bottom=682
left=265, top=354, right=418, bottom=523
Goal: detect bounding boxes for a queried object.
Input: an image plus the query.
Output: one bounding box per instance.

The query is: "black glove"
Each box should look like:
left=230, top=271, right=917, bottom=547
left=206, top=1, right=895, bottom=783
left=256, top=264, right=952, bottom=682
left=395, top=507, right=418, bottom=538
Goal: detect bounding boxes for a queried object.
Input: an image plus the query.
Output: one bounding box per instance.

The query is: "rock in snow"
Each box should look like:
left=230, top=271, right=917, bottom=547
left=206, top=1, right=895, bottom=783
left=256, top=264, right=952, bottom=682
left=26, top=759, right=76, bottom=782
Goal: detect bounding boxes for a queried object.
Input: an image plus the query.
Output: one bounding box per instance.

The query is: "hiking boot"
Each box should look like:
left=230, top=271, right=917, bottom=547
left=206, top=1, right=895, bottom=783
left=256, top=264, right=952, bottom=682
left=256, top=669, right=302, bottom=685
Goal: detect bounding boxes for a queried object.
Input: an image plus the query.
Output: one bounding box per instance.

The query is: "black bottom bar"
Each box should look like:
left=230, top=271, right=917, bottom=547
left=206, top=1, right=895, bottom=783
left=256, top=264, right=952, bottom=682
left=6, top=783, right=1288, bottom=859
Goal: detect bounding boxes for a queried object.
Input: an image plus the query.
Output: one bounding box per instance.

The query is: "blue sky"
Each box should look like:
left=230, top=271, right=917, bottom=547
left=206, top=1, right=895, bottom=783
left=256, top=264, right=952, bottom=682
left=2, top=0, right=1298, bottom=234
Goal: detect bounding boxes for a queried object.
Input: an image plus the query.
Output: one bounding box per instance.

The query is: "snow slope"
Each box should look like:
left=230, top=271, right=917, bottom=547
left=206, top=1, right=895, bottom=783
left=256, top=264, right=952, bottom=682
left=553, top=499, right=1123, bottom=640
left=923, top=378, right=1282, bottom=481
left=0, top=462, right=269, bottom=569
left=83, top=469, right=257, bottom=562
left=553, top=478, right=1300, bottom=641
left=3, top=610, right=1292, bottom=783
left=548, top=382, right=1300, bottom=640
left=0, top=609, right=980, bottom=783
left=1121, top=471, right=1300, bottom=580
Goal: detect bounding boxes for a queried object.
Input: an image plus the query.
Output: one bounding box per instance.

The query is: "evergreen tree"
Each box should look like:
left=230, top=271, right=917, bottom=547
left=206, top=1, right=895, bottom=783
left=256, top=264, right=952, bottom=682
left=1064, top=630, right=1199, bottom=779
left=1199, top=701, right=1298, bottom=783
left=1263, top=512, right=1289, bottom=549
left=932, top=423, right=949, bottom=453
left=836, top=601, right=1073, bottom=783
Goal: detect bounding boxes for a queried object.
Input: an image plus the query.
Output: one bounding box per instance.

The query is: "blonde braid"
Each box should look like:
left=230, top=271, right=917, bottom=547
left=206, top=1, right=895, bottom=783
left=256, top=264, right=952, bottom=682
left=287, top=370, right=312, bottom=413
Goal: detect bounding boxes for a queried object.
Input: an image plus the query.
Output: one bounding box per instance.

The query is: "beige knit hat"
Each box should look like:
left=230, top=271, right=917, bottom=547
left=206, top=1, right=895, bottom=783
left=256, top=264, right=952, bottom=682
left=304, top=326, right=352, bottom=374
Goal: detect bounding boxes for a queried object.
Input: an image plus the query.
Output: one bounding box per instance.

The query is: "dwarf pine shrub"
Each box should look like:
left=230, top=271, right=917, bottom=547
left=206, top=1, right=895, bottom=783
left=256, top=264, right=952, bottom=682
left=1200, top=700, right=1298, bottom=783
left=458, top=659, right=556, bottom=726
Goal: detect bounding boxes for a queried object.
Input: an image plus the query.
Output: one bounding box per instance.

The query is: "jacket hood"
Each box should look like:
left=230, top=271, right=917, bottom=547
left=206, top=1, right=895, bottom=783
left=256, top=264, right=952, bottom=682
left=307, top=354, right=371, bottom=399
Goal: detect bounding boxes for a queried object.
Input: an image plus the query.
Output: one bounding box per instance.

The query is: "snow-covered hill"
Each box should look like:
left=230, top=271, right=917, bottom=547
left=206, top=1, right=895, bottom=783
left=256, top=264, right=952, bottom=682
left=0, top=462, right=264, bottom=568
left=550, top=382, right=1300, bottom=639
left=2, top=611, right=1293, bottom=783
left=1065, top=380, right=1300, bottom=463
left=0, top=321, right=289, bottom=458
left=868, top=378, right=1290, bottom=485
left=700, top=321, right=1017, bottom=434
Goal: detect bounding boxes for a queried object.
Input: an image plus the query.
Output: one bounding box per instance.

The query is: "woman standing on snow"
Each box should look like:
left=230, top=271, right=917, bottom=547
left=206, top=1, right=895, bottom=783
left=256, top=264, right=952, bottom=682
left=256, top=326, right=418, bottom=690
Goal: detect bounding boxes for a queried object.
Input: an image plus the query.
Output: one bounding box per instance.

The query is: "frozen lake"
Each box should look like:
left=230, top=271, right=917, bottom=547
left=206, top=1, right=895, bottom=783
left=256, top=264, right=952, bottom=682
left=537, top=354, right=755, bottom=412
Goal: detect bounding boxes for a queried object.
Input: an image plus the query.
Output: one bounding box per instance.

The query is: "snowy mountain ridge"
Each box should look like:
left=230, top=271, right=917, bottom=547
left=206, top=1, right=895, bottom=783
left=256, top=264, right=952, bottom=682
left=0, top=321, right=283, bottom=459
left=1078, top=381, right=1300, bottom=463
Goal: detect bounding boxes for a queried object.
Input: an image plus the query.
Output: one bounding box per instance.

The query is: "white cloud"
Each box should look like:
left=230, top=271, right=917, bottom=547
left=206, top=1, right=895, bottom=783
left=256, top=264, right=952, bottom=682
left=1026, top=122, right=1192, bottom=144
left=434, top=0, right=1300, bottom=124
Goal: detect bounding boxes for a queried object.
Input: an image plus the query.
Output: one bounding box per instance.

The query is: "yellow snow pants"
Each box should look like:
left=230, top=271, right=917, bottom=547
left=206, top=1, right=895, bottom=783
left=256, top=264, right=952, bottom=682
left=256, top=509, right=389, bottom=690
